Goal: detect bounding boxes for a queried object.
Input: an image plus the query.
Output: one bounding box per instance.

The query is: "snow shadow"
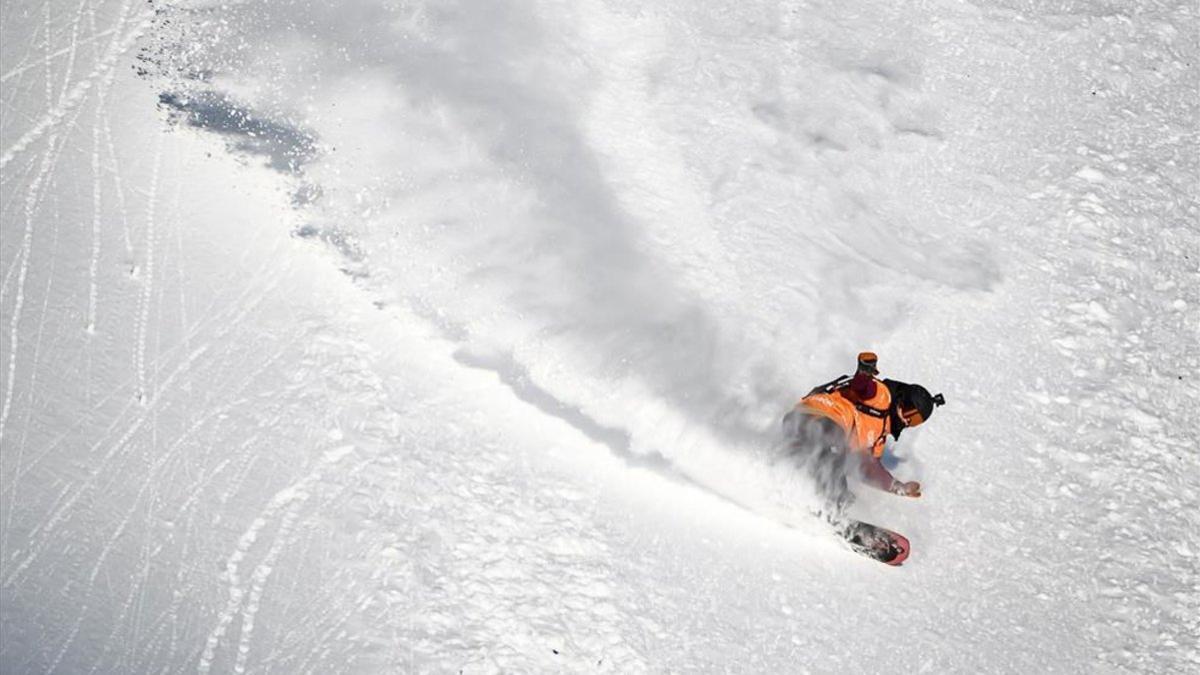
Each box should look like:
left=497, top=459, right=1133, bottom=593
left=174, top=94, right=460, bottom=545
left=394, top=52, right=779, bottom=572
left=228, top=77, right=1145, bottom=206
left=158, top=90, right=316, bottom=174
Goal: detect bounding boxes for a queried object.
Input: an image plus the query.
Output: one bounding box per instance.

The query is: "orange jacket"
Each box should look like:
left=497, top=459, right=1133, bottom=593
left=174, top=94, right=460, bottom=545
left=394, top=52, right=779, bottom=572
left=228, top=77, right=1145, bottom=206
left=797, top=376, right=893, bottom=458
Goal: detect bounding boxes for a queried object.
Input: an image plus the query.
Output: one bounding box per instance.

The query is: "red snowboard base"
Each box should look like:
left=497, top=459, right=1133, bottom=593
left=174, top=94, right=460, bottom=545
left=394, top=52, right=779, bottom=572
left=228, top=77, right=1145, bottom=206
left=840, top=520, right=911, bottom=566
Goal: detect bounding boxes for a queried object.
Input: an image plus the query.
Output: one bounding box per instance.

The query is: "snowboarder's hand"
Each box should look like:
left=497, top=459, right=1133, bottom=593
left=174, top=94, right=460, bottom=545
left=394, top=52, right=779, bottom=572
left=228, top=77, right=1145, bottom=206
left=893, top=480, right=921, bottom=498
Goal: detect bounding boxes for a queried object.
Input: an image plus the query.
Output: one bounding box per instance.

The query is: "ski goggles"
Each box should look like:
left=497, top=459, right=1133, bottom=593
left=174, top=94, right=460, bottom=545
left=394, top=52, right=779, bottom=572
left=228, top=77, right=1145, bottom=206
left=899, top=393, right=945, bottom=428
left=899, top=407, right=926, bottom=427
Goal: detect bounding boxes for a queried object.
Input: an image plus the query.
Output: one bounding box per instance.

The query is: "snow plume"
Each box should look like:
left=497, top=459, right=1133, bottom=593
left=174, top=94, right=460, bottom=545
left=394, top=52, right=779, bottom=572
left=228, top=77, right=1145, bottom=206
left=148, top=0, right=1002, bottom=515
left=156, top=1, right=798, bottom=475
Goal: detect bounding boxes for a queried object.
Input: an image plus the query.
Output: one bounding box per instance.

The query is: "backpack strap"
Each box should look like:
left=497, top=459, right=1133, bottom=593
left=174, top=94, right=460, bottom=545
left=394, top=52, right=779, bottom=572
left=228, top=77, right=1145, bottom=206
left=808, top=374, right=890, bottom=418
left=807, top=374, right=851, bottom=397
left=853, top=401, right=888, bottom=419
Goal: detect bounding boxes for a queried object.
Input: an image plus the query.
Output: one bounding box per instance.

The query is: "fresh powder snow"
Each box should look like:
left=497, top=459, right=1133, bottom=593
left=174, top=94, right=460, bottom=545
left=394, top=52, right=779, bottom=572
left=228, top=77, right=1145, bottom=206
left=1, top=0, right=1197, bottom=672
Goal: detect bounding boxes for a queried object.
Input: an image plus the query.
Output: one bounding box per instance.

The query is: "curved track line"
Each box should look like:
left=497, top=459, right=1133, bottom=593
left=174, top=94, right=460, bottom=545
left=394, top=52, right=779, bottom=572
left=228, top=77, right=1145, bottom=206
left=0, top=2, right=147, bottom=171
left=197, top=445, right=357, bottom=674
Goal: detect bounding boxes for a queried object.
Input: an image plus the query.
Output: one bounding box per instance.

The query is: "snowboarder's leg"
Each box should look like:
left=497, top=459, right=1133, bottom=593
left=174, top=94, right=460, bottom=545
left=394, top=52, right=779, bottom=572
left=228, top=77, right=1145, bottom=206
left=782, top=414, right=855, bottom=523
left=813, top=445, right=854, bottom=525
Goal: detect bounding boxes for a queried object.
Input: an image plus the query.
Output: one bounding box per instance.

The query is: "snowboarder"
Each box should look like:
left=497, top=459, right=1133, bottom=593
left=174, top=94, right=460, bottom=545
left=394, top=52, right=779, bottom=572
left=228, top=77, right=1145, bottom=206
left=783, top=351, right=944, bottom=521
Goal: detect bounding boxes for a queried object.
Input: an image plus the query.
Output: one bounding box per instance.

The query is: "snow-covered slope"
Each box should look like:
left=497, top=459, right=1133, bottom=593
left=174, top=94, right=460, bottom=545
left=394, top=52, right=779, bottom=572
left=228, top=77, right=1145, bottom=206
left=2, top=0, right=1197, bottom=672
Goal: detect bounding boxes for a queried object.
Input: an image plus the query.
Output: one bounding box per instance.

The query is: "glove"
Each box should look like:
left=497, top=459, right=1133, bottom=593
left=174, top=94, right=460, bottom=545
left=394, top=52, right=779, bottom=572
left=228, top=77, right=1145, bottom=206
left=892, top=480, right=922, bottom=498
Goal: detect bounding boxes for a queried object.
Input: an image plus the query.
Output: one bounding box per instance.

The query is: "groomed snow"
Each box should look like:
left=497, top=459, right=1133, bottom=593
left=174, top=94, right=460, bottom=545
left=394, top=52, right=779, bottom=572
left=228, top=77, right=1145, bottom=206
left=2, top=0, right=1197, bottom=672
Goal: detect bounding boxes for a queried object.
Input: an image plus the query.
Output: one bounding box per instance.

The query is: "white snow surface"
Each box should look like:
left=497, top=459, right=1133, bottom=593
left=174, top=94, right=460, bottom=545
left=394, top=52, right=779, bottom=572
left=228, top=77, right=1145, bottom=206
left=2, top=0, right=1198, bottom=672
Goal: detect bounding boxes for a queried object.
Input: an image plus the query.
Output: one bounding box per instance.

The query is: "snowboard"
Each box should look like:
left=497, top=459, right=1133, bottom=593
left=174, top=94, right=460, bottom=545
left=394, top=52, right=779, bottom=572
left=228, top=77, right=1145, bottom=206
left=838, top=520, right=910, bottom=565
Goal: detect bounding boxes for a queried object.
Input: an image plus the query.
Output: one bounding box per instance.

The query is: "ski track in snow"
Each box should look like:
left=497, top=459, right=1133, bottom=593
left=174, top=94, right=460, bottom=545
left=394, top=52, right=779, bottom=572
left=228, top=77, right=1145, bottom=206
left=134, top=133, right=161, bottom=405
left=197, top=444, right=357, bottom=675
left=1, top=0, right=1197, bottom=673
left=0, top=0, right=146, bottom=170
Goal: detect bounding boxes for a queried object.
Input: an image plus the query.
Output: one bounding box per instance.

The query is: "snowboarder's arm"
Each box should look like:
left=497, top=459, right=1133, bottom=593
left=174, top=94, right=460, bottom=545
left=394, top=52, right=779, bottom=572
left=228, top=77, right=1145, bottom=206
left=860, top=456, right=897, bottom=490
left=861, top=456, right=921, bottom=497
